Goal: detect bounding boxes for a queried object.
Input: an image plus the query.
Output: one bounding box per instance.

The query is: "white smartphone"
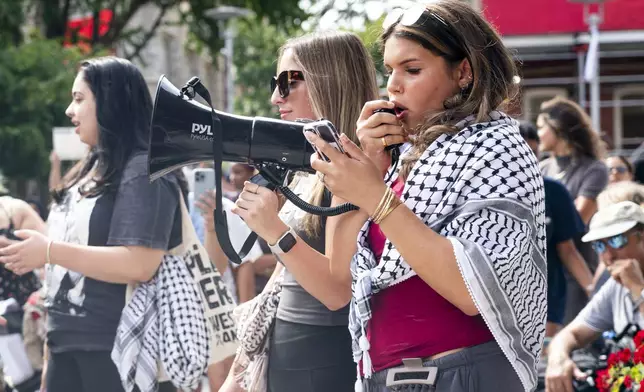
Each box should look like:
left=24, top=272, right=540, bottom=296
left=193, top=168, right=215, bottom=204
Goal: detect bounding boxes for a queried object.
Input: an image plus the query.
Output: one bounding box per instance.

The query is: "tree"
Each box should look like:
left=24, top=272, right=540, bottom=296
left=233, top=19, right=302, bottom=117
left=0, top=0, right=309, bottom=194
left=232, top=13, right=389, bottom=118
left=21, top=0, right=306, bottom=63
left=0, top=37, right=84, bottom=188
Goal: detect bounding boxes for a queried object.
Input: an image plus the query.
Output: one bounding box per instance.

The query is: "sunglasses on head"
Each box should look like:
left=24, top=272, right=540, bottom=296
left=382, top=5, right=466, bottom=61
left=270, top=70, right=305, bottom=98
left=592, top=232, right=631, bottom=254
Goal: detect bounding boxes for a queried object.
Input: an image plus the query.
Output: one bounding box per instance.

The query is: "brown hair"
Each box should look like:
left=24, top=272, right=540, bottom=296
left=381, top=1, right=519, bottom=179
left=538, top=96, right=605, bottom=160
left=606, top=154, right=634, bottom=174
left=278, top=31, right=379, bottom=237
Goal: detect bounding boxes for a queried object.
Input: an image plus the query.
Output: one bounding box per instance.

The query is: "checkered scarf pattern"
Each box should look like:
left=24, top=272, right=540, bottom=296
left=349, top=112, right=547, bottom=392
left=112, top=254, right=209, bottom=392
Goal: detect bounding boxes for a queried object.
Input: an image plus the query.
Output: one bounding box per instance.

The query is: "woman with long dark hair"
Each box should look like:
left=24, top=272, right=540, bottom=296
left=0, top=57, right=183, bottom=392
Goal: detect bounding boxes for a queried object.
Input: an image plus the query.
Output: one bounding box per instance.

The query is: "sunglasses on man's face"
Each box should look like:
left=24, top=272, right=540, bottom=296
left=592, top=233, right=631, bottom=254
left=270, top=70, right=305, bottom=98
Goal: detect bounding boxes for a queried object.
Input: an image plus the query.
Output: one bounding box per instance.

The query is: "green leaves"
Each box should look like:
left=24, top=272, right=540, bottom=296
left=233, top=18, right=301, bottom=117
left=0, top=38, right=83, bottom=179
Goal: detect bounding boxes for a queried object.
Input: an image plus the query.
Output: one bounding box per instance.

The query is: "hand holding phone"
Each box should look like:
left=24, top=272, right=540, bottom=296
left=193, top=168, right=215, bottom=207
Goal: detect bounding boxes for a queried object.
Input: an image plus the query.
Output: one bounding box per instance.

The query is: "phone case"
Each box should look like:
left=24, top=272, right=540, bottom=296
left=193, top=168, right=215, bottom=203
left=304, top=120, right=345, bottom=162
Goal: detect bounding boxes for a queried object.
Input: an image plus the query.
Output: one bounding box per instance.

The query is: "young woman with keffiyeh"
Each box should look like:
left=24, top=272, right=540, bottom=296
left=0, top=57, right=186, bottom=392
left=305, top=2, right=547, bottom=391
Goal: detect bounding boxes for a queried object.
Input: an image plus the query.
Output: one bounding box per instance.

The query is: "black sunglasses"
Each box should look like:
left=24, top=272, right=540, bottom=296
left=383, top=5, right=467, bottom=61
left=270, top=70, right=305, bottom=98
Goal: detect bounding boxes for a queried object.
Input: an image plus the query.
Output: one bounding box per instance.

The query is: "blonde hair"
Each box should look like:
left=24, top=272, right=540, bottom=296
left=381, top=0, right=519, bottom=179
left=597, top=181, right=644, bottom=210
left=279, top=31, right=379, bottom=237
left=538, top=96, right=606, bottom=160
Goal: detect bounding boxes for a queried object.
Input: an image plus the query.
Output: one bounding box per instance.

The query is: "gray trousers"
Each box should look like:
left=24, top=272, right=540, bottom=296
left=362, top=341, right=524, bottom=392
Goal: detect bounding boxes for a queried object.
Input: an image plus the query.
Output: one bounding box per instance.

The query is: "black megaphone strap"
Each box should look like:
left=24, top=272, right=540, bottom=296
left=188, top=81, right=248, bottom=265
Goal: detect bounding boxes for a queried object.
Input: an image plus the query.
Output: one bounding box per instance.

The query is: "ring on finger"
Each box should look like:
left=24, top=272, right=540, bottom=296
left=381, top=136, right=388, bottom=148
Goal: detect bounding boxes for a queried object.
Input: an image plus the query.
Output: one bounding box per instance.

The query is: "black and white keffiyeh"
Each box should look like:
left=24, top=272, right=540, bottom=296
left=350, top=112, right=547, bottom=392
left=112, top=254, right=209, bottom=392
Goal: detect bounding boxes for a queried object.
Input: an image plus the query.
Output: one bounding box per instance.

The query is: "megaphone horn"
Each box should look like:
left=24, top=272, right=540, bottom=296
left=148, top=75, right=317, bottom=181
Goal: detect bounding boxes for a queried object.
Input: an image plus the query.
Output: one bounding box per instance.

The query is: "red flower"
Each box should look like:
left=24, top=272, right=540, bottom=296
left=619, top=348, right=632, bottom=363
left=595, top=368, right=610, bottom=390
left=635, top=330, right=644, bottom=347
left=624, top=375, right=633, bottom=388
left=640, top=379, right=644, bottom=389
left=608, top=352, right=620, bottom=367
left=635, top=346, right=644, bottom=364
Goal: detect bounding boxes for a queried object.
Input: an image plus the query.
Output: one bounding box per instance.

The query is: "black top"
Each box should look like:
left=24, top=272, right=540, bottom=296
left=45, top=152, right=182, bottom=353
left=277, top=185, right=351, bottom=326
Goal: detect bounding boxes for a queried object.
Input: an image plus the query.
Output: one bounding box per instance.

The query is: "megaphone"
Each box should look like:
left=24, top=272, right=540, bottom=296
left=148, top=75, right=358, bottom=265
left=149, top=75, right=318, bottom=181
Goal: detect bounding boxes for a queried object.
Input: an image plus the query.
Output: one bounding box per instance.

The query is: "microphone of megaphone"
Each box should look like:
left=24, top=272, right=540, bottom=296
left=149, top=75, right=321, bottom=181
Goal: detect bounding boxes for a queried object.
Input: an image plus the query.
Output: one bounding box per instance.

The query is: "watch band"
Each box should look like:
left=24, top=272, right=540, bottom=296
left=269, top=226, right=297, bottom=255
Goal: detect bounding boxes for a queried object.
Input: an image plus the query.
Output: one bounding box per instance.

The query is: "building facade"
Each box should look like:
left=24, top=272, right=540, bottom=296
left=483, top=0, right=644, bottom=153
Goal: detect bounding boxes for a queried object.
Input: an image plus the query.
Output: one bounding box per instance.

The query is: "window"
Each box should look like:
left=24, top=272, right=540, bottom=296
left=613, top=85, right=644, bottom=152
left=522, top=88, right=569, bottom=124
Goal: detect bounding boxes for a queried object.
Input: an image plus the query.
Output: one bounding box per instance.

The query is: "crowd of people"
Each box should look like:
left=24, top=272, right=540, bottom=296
left=0, top=1, right=643, bottom=392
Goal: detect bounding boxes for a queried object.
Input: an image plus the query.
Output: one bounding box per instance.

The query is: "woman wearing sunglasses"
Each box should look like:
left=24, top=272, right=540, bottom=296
left=222, top=31, right=379, bottom=392
left=304, top=2, right=546, bottom=391
left=605, top=155, right=634, bottom=185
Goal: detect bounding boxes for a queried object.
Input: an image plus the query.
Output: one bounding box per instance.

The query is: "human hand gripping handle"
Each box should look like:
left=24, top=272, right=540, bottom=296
left=306, top=131, right=388, bottom=216
left=356, top=100, right=407, bottom=175
left=231, top=183, right=288, bottom=245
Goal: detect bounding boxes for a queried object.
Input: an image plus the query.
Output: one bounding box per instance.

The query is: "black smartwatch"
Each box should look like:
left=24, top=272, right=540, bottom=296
left=268, top=226, right=297, bottom=254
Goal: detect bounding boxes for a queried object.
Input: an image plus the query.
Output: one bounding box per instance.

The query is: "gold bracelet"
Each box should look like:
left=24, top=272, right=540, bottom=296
left=371, top=187, right=392, bottom=222
left=371, top=188, right=393, bottom=223
left=374, top=197, right=402, bottom=225
left=378, top=190, right=397, bottom=223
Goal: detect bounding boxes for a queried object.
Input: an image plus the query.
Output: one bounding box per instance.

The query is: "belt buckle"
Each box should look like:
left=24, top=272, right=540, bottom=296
left=385, top=358, right=438, bottom=388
